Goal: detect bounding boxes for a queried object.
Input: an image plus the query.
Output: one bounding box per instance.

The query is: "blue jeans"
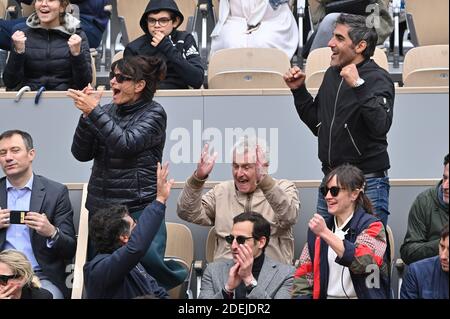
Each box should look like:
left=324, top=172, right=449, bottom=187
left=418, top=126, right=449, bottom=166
left=317, top=176, right=390, bottom=226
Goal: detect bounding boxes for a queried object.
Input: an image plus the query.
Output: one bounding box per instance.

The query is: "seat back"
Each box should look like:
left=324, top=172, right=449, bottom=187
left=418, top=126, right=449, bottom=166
left=208, top=48, right=291, bottom=89
left=406, top=0, right=449, bottom=46
left=111, top=50, right=124, bottom=64
left=165, top=222, right=194, bottom=299
left=385, top=224, right=396, bottom=299
left=0, top=0, right=7, bottom=18
left=205, top=226, right=217, bottom=264
left=116, top=0, right=148, bottom=43
left=402, top=45, right=449, bottom=87
left=65, top=183, right=89, bottom=299
left=21, top=2, right=33, bottom=17
left=385, top=225, right=395, bottom=267
left=305, top=47, right=389, bottom=88
left=177, top=0, right=198, bottom=31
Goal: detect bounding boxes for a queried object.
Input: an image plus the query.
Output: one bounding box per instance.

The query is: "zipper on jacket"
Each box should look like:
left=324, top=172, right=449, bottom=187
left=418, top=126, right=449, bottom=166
left=328, top=78, right=344, bottom=167
left=344, top=123, right=362, bottom=156
left=316, top=122, right=322, bottom=136
left=244, top=193, right=252, bottom=212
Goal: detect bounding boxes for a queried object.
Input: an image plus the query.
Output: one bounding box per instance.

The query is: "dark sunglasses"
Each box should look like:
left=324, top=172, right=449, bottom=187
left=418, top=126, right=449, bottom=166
left=109, top=72, right=133, bottom=83
left=320, top=186, right=342, bottom=197
left=225, top=235, right=254, bottom=245
left=147, top=17, right=172, bottom=26
left=0, top=274, right=20, bottom=285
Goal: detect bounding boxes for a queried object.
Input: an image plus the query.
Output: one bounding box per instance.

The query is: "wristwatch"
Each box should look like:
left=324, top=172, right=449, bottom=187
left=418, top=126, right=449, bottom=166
left=353, top=77, right=365, bottom=88
left=48, top=227, right=60, bottom=241
left=246, top=278, right=258, bottom=290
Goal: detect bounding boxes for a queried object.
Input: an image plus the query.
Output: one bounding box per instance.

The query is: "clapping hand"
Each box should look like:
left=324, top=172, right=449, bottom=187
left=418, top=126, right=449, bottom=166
left=156, top=162, right=174, bottom=204
left=67, top=84, right=103, bottom=116
left=255, top=145, right=268, bottom=183
left=195, top=144, right=218, bottom=180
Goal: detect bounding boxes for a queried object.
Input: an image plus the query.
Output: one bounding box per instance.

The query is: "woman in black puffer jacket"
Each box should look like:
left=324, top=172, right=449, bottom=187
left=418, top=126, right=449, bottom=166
left=3, top=0, right=92, bottom=91
left=69, top=55, right=187, bottom=290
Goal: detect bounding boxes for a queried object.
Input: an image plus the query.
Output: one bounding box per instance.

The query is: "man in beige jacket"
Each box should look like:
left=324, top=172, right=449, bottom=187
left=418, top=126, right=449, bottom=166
left=177, top=137, right=300, bottom=265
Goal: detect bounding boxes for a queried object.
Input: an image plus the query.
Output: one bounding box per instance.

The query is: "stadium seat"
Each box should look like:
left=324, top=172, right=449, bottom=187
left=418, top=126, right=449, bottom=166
left=402, top=45, right=449, bottom=87
left=406, top=0, right=449, bottom=46
left=208, top=48, right=291, bottom=89
left=66, top=183, right=89, bottom=299
left=305, top=47, right=389, bottom=89
left=165, top=222, right=195, bottom=299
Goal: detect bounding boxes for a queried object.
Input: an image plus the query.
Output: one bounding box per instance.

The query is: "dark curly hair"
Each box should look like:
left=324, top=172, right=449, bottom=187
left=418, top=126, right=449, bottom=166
left=89, top=205, right=131, bottom=254
left=111, top=55, right=167, bottom=102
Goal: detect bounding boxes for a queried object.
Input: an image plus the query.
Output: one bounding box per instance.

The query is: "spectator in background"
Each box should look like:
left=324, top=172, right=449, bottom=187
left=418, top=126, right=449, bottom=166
left=304, top=0, right=393, bottom=57
left=0, top=130, right=76, bottom=299
left=69, top=55, right=186, bottom=290
left=125, top=0, right=204, bottom=89
left=2, top=0, right=92, bottom=91
left=400, top=154, right=449, bottom=265
left=210, top=0, right=299, bottom=59
left=401, top=224, right=449, bottom=299
left=199, top=212, right=294, bottom=299
left=177, top=137, right=300, bottom=265
left=0, top=249, right=52, bottom=299
left=0, top=0, right=110, bottom=49
left=84, top=163, right=171, bottom=299
left=292, top=164, right=390, bottom=299
left=284, top=13, right=394, bottom=226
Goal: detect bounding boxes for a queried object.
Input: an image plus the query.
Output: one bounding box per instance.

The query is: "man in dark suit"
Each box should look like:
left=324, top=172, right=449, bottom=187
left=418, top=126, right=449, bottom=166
left=0, top=130, right=76, bottom=299
left=199, top=212, right=294, bottom=299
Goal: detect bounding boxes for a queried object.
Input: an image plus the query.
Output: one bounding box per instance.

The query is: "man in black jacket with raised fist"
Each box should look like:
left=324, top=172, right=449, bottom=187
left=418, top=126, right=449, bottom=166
left=284, top=13, right=394, bottom=226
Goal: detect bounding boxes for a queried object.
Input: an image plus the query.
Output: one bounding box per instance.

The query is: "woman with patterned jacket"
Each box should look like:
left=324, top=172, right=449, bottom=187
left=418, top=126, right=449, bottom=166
left=292, top=164, right=390, bottom=299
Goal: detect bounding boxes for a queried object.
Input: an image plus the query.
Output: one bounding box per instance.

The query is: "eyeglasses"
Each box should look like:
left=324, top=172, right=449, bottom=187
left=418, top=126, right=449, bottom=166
left=109, top=72, right=133, bottom=83
left=147, top=17, right=172, bottom=27
left=0, top=274, right=20, bottom=285
left=225, top=235, right=254, bottom=245
left=320, top=186, right=342, bottom=197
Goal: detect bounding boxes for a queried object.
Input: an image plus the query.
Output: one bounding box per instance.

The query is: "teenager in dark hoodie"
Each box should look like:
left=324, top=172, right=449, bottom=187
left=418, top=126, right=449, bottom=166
left=124, top=0, right=204, bottom=89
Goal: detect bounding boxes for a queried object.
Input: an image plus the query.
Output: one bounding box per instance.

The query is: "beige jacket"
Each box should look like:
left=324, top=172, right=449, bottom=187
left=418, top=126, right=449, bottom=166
left=177, top=174, right=300, bottom=265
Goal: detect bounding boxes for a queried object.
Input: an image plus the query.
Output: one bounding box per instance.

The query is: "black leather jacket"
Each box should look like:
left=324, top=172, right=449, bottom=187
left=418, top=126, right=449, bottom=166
left=292, top=59, right=394, bottom=174
left=71, top=99, right=167, bottom=213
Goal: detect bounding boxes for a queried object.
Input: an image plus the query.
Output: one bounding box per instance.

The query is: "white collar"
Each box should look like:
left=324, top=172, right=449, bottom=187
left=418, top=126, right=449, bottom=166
left=333, top=212, right=354, bottom=240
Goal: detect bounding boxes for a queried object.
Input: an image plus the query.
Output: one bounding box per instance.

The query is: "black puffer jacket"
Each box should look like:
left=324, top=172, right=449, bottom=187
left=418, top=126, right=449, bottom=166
left=3, top=12, right=92, bottom=91
left=71, top=99, right=167, bottom=213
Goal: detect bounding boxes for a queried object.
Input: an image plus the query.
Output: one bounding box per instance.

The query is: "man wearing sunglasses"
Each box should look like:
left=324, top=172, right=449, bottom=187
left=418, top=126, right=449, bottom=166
left=0, top=130, right=76, bottom=299
left=199, top=212, right=294, bottom=299
left=284, top=13, right=394, bottom=226
left=124, top=0, right=204, bottom=89
left=177, top=137, right=299, bottom=266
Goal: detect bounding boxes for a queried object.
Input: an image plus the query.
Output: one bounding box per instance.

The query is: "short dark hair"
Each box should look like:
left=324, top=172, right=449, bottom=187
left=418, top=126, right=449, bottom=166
left=233, top=212, right=271, bottom=250
left=89, top=205, right=131, bottom=254
left=0, top=130, right=34, bottom=151
left=325, top=163, right=374, bottom=215
left=444, top=154, right=449, bottom=166
left=336, top=13, right=378, bottom=59
left=441, top=224, right=449, bottom=240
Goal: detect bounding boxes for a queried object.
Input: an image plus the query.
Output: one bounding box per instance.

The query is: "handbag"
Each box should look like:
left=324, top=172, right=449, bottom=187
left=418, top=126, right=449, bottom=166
left=324, top=0, right=377, bottom=16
